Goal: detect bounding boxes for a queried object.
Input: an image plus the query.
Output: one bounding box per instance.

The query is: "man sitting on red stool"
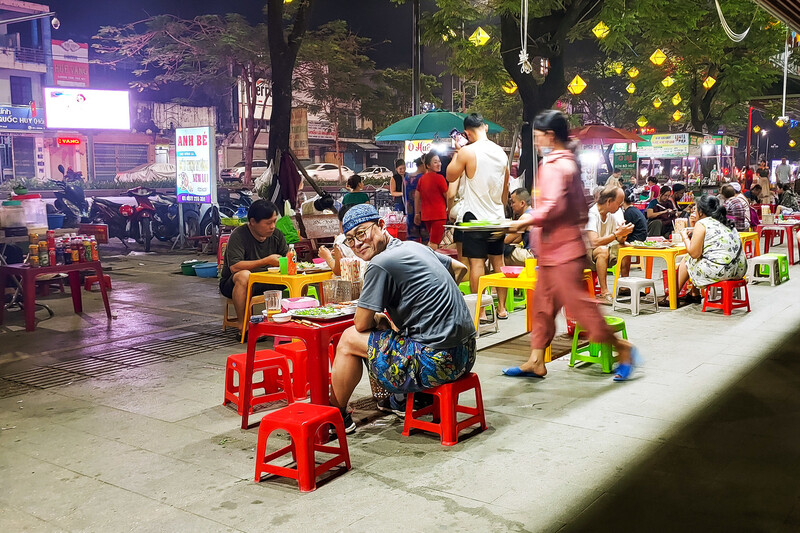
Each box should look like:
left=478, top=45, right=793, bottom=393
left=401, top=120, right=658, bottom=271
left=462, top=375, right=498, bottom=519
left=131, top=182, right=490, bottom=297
left=330, top=204, right=475, bottom=434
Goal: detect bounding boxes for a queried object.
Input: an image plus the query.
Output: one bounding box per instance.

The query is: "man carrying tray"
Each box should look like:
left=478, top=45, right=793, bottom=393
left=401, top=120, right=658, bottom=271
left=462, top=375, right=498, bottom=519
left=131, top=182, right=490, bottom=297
left=330, top=204, right=476, bottom=434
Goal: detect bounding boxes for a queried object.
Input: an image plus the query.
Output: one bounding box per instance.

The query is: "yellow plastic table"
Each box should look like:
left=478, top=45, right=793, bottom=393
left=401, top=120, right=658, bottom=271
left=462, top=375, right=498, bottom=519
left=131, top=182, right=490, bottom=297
left=613, top=244, right=687, bottom=310
left=738, top=231, right=760, bottom=258
left=240, top=270, right=334, bottom=342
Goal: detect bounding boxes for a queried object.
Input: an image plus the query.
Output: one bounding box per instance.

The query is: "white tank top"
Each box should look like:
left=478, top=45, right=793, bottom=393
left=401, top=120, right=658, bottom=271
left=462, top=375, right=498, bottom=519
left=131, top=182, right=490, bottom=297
left=460, top=139, right=508, bottom=222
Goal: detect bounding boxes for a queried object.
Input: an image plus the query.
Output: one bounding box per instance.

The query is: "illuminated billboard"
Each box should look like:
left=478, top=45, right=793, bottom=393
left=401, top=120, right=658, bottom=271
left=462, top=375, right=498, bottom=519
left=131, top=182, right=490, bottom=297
left=44, top=88, right=131, bottom=130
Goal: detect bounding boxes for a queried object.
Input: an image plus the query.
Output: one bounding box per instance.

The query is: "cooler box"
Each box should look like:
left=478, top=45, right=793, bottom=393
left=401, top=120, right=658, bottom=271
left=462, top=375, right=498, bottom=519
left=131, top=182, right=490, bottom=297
left=11, top=194, right=47, bottom=228
left=79, top=223, right=109, bottom=244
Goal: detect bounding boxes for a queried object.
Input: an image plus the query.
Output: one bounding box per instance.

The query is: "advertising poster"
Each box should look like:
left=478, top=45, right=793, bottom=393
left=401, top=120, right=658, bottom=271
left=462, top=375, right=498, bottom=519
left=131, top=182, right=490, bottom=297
left=44, top=88, right=130, bottom=130
left=176, top=127, right=216, bottom=204
left=52, top=39, right=90, bottom=87
left=404, top=139, right=433, bottom=174
left=0, top=104, right=45, bottom=131
left=289, top=107, right=310, bottom=160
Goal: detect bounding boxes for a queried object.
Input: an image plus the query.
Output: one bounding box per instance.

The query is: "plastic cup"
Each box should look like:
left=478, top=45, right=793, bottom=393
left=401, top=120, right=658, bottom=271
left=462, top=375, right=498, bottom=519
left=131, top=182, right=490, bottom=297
left=279, top=257, right=288, bottom=275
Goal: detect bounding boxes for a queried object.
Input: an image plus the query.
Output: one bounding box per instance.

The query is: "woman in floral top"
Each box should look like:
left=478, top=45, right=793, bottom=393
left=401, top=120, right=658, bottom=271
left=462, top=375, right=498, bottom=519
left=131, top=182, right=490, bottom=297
left=664, top=195, right=747, bottom=305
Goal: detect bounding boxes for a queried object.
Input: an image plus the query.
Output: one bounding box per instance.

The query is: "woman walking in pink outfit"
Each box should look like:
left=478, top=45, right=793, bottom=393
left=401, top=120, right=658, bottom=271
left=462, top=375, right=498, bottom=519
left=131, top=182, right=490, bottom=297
left=504, top=110, right=640, bottom=381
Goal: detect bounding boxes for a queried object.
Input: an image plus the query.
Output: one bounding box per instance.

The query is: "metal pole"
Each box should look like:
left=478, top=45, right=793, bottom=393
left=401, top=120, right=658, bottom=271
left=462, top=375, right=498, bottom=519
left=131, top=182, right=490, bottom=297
left=782, top=31, right=789, bottom=119
left=746, top=106, right=753, bottom=169
left=171, top=203, right=187, bottom=251
left=412, top=0, right=420, bottom=115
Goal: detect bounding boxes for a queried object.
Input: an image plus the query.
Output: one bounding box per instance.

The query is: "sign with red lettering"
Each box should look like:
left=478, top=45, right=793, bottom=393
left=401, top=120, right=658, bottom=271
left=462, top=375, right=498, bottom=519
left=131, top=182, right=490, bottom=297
left=52, top=40, right=89, bottom=87
left=57, top=137, right=81, bottom=146
left=175, top=126, right=216, bottom=204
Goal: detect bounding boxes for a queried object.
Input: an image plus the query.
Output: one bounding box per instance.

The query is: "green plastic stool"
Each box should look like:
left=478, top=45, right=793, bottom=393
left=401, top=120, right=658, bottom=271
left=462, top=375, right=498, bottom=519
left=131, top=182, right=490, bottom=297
left=459, top=281, right=471, bottom=295
left=305, top=285, right=319, bottom=300
left=569, top=316, right=628, bottom=374
left=505, top=288, right=527, bottom=312
left=762, top=253, right=790, bottom=283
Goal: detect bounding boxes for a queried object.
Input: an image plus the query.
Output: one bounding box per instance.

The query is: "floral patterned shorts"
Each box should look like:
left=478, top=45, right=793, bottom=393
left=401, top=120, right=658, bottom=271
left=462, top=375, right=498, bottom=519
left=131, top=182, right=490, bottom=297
left=366, top=330, right=476, bottom=394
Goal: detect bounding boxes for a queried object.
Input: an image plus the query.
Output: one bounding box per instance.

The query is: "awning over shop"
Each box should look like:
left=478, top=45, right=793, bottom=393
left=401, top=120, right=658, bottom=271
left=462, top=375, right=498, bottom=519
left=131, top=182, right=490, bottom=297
left=755, top=0, right=800, bottom=33
left=354, top=142, right=381, bottom=151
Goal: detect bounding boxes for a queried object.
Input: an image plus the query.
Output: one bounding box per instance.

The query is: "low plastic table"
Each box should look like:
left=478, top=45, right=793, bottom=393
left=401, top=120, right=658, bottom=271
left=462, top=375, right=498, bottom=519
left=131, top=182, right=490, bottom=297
left=240, top=270, right=334, bottom=343
left=738, top=231, right=760, bottom=258
left=240, top=316, right=353, bottom=429
left=0, top=261, right=111, bottom=331
left=757, top=222, right=800, bottom=264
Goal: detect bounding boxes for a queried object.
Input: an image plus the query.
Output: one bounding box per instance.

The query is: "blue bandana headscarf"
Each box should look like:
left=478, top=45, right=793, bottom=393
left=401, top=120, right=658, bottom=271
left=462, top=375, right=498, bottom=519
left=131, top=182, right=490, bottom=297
left=342, top=203, right=380, bottom=234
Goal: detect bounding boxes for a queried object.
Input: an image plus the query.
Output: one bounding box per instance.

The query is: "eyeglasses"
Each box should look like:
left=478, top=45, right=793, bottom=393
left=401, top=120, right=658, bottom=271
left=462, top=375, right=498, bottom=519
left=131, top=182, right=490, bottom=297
left=344, top=223, right=376, bottom=247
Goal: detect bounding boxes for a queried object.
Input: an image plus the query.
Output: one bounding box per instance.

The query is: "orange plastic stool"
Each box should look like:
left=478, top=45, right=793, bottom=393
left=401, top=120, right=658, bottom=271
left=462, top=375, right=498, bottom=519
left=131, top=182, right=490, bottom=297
left=274, top=339, right=309, bottom=400
left=702, top=279, right=751, bottom=316
left=255, top=403, right=351, bottom=492
left=224, top=349, right=293, bottom=414
left=402, top=372, right=487, bottom=446
left=84, top=274, right=112, bottom=291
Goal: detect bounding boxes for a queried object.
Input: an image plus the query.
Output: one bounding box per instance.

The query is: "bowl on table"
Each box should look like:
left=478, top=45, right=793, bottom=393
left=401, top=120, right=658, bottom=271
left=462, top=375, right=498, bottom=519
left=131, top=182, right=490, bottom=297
left=501, top=266, right=524, bottom=278
left=270, top=312, right=292, bottom=323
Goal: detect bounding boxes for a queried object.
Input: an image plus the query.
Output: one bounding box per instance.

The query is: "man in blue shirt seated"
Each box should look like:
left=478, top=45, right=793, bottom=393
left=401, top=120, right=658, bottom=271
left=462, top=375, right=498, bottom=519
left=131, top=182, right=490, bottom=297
left=330, top=204, right=476, bottom=434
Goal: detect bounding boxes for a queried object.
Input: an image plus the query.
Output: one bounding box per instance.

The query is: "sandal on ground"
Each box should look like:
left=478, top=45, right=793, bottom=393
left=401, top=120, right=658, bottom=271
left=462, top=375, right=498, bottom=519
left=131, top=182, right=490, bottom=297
left=497, top=312, right=509, bottom=320
left=502, top=367, right=545, bottom=378
left=613, top=347, right=642, bottom=382
left=597, top=294, right=613, bottom=305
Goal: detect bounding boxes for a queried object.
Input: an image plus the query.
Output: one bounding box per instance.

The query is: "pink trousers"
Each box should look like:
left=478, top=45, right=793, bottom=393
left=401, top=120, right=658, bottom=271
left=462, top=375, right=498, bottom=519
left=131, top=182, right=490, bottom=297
left=530, top=259, right=614, bottom=349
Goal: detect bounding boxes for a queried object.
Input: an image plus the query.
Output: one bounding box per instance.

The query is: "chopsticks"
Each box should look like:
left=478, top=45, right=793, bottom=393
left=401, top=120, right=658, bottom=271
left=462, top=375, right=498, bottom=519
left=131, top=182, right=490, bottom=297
left=291, top=318, right=321, bottom=328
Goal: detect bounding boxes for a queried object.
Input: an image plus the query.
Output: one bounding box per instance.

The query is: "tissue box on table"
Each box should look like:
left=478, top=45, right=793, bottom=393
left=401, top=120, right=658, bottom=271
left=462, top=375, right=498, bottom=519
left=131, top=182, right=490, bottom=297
left=281, top=297, right=319, bottom=312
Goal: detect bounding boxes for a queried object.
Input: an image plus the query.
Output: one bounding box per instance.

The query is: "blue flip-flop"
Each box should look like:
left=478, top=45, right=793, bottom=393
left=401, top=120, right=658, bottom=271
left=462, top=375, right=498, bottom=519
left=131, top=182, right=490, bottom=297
left=502, top=367, right=545, bottom=378
left=613, top=347, right=642, bottom=382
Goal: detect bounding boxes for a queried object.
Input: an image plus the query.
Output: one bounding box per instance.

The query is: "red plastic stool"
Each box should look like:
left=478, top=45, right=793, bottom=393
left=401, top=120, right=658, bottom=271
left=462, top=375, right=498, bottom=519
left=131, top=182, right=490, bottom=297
left=402, top=372, right=487, bottom=446
left=274, top=339, right=309, bottom=400
left=255, top=403, right=351, bottom=492
left=84, top=274, right=112, bottom=291
left=702, top=279, right=751, bottom=316
left=224, top=349, right=293, bottom=414
left=662, top=270, right=689, bottom=298
left=743, top=239, right=754, bottom=259
left=762, top=229, right=784, bottom=254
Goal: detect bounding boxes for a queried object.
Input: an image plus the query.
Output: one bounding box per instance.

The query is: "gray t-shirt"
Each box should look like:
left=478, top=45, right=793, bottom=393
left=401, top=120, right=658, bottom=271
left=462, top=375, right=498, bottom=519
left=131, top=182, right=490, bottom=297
left=358, top=239, right=476, bottom=349
left=220, top=224, right=288, bottom=284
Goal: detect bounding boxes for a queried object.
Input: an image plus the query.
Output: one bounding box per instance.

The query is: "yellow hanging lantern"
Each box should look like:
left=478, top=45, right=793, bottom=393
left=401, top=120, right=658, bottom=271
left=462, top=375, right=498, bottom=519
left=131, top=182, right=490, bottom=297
left=592, top=21, right=610, bottom=39
left=673, top=110, right=683, bottom=121
left=468, top=26, right=490, bottom=46
left=627, top=67, right=640, bottom=78
left=776, top=118, right=785, bottom=127
left=442, top=28, right=457, bottom=42
left=611, top=61, right=623, bottom=75
left=652, top=97, right=663, bottom=109
left=703, top=76, right=716, bottom=89
left=626, top=82, right=636, bottom=94
left=753, top=125, right=761, bottom=133
left=502, top=80, right=518, bottom=94
left=790, top=140, right=797, bottom=148
left=672, top=93, right=682, bottom=106
left=661, top=76, right=675, bottom=88
left=637, top=116, right=649, bottom=127
left=567, top=75, right=587, bottom=95
left=649, top=49, right=667, bottom=66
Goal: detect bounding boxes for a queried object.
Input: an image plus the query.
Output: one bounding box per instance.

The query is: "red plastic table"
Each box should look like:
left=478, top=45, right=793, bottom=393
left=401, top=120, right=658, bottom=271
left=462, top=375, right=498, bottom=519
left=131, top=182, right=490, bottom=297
left=757, top=222, right=800, bottom=264
left=0, top=261, right=111, bottom=331
left=241, top=316, right=353, bottom=429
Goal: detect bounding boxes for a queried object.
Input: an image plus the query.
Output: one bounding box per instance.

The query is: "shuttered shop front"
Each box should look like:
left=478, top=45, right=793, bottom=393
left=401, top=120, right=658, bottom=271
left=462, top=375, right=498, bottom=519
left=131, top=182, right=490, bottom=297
left=94, top=144, right=149, bottom=182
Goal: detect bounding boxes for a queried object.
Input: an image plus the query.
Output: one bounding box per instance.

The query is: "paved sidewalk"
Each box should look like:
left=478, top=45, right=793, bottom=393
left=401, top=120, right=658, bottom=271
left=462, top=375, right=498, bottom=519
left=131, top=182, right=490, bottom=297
left=2, top=241, right=800, bottom=532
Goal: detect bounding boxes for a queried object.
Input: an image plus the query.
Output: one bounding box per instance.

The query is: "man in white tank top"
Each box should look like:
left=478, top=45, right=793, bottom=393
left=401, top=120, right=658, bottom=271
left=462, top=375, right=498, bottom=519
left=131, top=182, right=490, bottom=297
left=446, top=113, right=510, bottom=319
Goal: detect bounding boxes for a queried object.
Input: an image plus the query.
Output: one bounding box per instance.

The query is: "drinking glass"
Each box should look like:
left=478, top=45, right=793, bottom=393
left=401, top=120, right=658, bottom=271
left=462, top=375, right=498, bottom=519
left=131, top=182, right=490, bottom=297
left=264, top=290, right=283, bottom=316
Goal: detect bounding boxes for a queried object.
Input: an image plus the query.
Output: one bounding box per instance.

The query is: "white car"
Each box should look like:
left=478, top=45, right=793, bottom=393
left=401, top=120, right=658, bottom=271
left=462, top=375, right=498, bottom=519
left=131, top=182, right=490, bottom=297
left=304, top=163, right=355, bottom=181
left=220, top=160, right=269, bottom=183
left=357, top=166, right=393, bottom=180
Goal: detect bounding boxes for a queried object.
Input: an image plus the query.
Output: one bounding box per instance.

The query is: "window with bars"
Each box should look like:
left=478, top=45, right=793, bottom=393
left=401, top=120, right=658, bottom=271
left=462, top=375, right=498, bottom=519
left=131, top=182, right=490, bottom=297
left=10, top=76, right=32, bottom=106
left=93, top=144, right=149, bottom=182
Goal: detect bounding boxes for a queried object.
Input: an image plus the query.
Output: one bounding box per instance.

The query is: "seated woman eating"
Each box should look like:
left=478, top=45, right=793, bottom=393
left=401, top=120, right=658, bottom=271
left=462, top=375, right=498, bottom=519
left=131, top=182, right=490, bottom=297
left=662, top=195, right=747, bottom=306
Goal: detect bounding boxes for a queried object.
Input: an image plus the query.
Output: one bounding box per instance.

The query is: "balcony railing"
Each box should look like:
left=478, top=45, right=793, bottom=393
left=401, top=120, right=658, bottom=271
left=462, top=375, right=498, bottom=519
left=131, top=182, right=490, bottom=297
left=0, top=46, right=46, bottom=64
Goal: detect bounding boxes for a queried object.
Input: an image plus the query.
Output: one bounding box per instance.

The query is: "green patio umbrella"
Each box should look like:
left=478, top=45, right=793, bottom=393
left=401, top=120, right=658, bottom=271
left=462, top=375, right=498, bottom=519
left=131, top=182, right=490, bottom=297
left=375, top=109, right=505, bottom=141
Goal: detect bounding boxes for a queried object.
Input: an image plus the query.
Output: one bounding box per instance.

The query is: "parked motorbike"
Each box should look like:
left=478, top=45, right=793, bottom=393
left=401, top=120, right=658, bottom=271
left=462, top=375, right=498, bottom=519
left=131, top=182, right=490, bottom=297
left=199, top=188, right=253, bottom=237
left=52, top=164, right=90, bottom=227
left=89, top=186, right=157, bottom=252
left=151, top=193, right=201, bottom=242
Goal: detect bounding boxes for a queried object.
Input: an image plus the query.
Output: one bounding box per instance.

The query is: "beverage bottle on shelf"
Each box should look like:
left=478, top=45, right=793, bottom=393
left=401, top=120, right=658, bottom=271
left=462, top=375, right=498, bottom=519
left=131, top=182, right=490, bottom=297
left=90, top=237, right=99, bottom=261
left=48, top=248, right=56, bottom=267
left=287, top=244, right=297, bottom=275
left=70, top=239, right=80, bottom=264
left=77, top=239, right=86, bottom=263
left=83, top=239, right=92, bottom=262
left=55, top=240, right=65, bottom=265
left=46, top=230, right=55, bottom=249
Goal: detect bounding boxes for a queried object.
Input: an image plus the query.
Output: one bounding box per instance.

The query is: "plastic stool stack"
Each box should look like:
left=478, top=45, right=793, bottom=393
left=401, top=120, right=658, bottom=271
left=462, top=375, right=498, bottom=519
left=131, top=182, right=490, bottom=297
left=255, top=403, right=351, bottom=492
left=223, top=349, right=294, bottom=414
left=402, top=372, right=487, bottom=446
left=702, top=279, right=751, bottom=316
left=273, top=339, right=309, bottom=400
left=613, top=277, right=658, bottom=316
left=746, top=256, right=780, bottom=286
left=570, top=316, right=628, bottom=374
left=463, top=293, right=498, bottom=336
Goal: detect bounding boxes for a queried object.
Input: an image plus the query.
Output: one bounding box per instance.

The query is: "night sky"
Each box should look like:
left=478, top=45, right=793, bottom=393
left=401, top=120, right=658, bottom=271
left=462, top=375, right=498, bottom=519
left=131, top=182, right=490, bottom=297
left=45, top=0, right=414, bottom=68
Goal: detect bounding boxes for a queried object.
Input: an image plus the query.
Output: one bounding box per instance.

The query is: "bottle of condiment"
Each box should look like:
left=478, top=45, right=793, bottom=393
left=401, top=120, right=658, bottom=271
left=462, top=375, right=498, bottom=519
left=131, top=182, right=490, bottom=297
left=287, top=244, right=297, bottom=275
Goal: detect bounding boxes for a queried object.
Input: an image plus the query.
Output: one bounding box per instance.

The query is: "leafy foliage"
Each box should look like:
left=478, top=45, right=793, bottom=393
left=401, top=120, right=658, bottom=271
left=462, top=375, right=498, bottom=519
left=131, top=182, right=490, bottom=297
left=360, top=68, right=441, bottom=134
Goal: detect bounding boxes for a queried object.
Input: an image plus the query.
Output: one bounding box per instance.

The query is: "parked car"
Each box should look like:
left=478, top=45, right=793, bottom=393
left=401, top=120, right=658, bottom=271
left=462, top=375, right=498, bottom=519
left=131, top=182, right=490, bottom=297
left=220, top=160, right=269, bottom=183
left=357, top=166, right=393, bottom=180
left=304, top=163, right=355, bottom=181
left=115, top=162, right=176, bottom=183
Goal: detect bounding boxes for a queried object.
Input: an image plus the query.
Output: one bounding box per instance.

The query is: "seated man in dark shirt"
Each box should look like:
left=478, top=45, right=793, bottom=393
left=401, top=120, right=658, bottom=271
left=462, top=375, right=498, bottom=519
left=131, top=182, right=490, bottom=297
left=646, top=185, right=676, bottom=237
left=618, top=188, right=649, bottom=289
left=219, top=200, right=288, bottom=330
left=330, top=204, right=475, bottom=434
